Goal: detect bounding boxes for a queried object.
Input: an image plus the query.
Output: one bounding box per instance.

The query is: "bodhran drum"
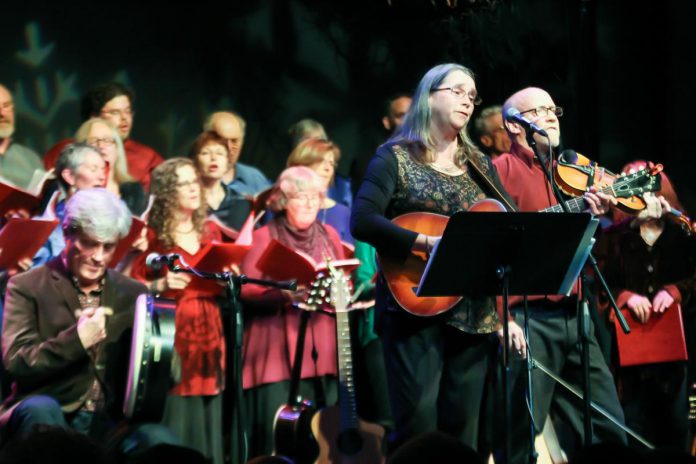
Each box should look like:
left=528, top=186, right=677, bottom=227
left=123, top=294, right=177, bottom=422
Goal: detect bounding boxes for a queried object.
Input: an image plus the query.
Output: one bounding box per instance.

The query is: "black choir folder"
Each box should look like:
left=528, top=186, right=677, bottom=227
left=415, top=212, right=598, bottom=298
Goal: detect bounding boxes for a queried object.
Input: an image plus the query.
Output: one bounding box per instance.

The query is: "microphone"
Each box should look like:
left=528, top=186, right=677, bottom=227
left=505, top=107, right=548, bottom=137
left=145, top=253, right=180, bottom=271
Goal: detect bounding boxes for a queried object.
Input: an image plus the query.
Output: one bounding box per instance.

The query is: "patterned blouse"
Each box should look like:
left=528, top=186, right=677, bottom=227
left=387, top=144, right=500, bottom=334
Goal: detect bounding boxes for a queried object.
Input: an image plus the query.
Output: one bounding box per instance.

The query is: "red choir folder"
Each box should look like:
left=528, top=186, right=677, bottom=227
left=206, top=214, right=240, bottom=242
left=614, top=302, right=688, bottom=366
left=184, top=241, right=252, bottom=293
left=0, top=217, right=59, bottom=268
left=0, top=170, right=56, bottom=216
left=255, top=239, right=360, bottom=287
left=183, top=215, right=255, bottom=293
left=0, top=190, right=60, bottom=268
left=109, top=217, right=147, bottom=268
left=109, top=195, right=155, bottom=269
left=205, top=209, right=259, bottom=244
left=341, top=241, right=355, bottom=258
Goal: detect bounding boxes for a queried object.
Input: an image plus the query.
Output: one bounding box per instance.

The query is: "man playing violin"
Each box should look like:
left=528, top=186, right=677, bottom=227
left=492, top=87, right=671, bottom=461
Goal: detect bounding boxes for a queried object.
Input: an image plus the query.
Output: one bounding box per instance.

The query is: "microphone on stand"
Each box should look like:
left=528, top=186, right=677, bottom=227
left=505, top=107, right=548, bottom=137
left=145, top=253, right=180, bottom=271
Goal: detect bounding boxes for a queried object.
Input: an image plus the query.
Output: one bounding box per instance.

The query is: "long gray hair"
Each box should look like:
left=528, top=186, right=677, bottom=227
left=389, top=63, right=483, bottom=164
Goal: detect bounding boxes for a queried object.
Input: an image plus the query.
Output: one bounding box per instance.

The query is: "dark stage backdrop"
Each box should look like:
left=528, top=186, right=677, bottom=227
left=2, top=0, right=694, bottom=213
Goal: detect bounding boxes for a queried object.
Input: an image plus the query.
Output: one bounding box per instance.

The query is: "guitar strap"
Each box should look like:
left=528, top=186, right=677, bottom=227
left=465, top=154, right=518, bottom=212
left=309, top=322, right=327, bottom=408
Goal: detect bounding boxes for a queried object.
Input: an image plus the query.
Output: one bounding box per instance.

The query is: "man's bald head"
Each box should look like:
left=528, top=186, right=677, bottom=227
left=503, top=87, right=560, bottom=150
left=204, top=111, right=246, bottom=165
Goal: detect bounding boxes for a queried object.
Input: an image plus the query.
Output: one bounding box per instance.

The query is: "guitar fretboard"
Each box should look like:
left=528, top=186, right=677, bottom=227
left=336, top=310, right=359, bottom=430
left=542, top=183, right=618, bottom=213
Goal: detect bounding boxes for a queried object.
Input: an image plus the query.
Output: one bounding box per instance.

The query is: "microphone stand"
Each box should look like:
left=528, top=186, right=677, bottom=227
left=526, top=130, right=628, bottom=451
left=169, top=257, right=296, bottom=464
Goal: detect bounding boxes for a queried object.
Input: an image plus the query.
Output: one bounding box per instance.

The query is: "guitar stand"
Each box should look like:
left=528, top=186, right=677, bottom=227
left=169, top=258, right=296, bottom=464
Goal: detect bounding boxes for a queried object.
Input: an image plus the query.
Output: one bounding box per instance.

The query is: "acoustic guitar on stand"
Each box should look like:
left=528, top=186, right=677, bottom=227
left=311, top=263, right=385, bottom=464
left=379, top=164, right=662, bottom=317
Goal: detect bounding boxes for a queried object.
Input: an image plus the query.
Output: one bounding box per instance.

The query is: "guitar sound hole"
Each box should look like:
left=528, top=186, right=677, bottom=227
left=337, top=428, right=363, bottom=455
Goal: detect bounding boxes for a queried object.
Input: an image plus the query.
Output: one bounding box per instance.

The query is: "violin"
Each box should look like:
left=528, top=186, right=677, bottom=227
left=554, top=151, right=654, bottom=213
left=554, top=151, right=694, bottom=235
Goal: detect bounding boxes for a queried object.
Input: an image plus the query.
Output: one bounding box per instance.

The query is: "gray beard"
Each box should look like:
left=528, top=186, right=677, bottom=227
left=0, top=123, right=14, bottom=139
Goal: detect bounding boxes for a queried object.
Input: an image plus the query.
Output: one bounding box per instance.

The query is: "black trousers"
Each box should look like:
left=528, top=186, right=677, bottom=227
left=349, top=310, right=393, bottom=431
left=500, top=305, right=627, bottom=463
left=380, top=310, right=490, bottom=452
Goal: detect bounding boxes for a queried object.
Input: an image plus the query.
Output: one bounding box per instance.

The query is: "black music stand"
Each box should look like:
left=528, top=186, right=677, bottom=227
left=415, top=211, right=598, bottom=464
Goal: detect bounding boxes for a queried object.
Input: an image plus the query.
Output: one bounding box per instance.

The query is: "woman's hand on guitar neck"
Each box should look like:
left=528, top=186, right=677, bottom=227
left=412, top=233, right=441, bottom=256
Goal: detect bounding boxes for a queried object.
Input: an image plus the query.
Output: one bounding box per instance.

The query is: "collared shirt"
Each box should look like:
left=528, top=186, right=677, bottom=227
left=69, top=274, right=106, bottom=413
left=328, top=174, right=353, bottom=208
left=492, top=144, right=558, bottom=213
left=226, top=162, right=271, bottom=196
left=493, top=144, right=579, bottom=306
left=209, top=182, right=252, bottom=230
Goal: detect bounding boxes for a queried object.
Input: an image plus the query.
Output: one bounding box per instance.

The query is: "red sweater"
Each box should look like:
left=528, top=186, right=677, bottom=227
left=240, top=222, right=344, bottom=389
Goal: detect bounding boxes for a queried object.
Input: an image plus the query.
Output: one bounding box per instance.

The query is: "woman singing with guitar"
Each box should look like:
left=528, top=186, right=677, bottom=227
left=350, top=63, right=517, bottom=452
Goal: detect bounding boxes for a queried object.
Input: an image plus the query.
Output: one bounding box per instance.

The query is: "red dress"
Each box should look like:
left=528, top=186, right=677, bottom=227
left=131, top=222, right=225, bottom=396
left=239, top=219, right=343, bottom=389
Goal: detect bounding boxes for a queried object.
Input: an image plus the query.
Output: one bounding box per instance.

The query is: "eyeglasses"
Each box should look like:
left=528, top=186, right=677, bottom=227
left=519, top=106, right=564, bottom=118
left=175, top=179, right=199, bottom=190
left=101, top=108, right=134, bottom=119
left=432, top=87, right=482, bottom=105
left=288, top=192, right=322, bottom=204
left=87, top=137, right=116, bottom=147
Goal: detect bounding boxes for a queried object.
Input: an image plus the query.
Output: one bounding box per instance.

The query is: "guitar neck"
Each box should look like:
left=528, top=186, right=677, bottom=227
left=542, top=183, right=616, bottom=213
left=335, top=310, right=359, bottom=430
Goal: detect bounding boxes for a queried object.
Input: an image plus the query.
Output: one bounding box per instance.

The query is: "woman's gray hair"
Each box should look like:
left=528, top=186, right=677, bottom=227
left=267, top=166, right=326, bottom=213
left=389, top=63, right=482, bottom=163
left=62, top=188, right=132, bottom=241
left=55, top=142, right=101, bottom=192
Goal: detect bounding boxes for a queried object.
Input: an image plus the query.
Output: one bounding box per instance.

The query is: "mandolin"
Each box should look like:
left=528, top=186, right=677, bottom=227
left=379, top=165, right=662, bottom=317
left=311, top=264, right=385, bottom=464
